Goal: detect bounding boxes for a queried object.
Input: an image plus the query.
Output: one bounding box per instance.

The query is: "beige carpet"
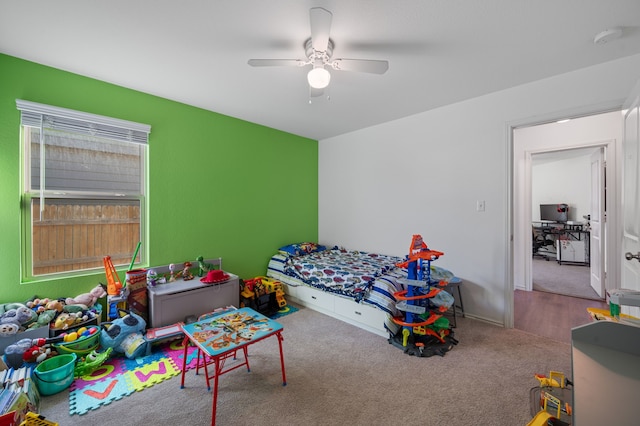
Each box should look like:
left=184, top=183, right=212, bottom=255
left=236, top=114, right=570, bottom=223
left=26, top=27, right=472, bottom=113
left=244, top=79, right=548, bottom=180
left=39, top=304, right=571, bottom=425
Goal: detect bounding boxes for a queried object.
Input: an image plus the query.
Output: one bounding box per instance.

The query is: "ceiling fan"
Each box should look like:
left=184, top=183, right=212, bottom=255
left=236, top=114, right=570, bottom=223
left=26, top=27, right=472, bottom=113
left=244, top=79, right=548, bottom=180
left=247, top=7, right=389, bottom=97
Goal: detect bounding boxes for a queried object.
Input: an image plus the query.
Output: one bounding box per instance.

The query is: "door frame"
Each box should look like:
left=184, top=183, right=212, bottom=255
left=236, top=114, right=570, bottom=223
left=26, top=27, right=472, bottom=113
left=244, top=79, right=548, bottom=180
left=523, top=143, right=610, bottom=292
left=505, top=100, right=623, bottom=328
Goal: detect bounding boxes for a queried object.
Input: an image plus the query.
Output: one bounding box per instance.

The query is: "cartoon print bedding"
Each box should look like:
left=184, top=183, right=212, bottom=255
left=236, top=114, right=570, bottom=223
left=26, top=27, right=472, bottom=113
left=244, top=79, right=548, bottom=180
left=266, top=245, right=457, bottom=335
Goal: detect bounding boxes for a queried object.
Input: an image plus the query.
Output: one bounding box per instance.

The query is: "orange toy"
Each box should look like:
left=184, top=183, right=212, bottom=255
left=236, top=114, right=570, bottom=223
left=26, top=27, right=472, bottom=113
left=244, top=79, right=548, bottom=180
left=103, top=256, right=123, bottom=296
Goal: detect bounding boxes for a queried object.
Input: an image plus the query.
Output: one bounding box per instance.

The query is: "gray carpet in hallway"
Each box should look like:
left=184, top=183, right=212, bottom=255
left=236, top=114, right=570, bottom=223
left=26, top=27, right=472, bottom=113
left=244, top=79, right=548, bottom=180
left=532, top=256, right=600, bottom=300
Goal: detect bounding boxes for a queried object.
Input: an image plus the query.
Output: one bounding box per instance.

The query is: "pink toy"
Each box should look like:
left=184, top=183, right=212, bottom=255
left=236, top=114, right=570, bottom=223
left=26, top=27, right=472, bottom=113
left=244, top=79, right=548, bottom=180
left=65, top=284, right=107, bottom=307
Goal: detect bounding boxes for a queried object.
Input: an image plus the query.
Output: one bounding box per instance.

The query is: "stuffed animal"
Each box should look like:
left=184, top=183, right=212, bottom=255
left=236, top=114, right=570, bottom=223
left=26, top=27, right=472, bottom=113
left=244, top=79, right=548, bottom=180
left=46, top=300, right=64, bottom=312
left=65, top=284, right=107, bottom=308
left=0, top=306, right=36, bottom=328
left=35, top=309, right=57, bottom=327
left=3, top=338, right=33, bottom=368
left=0, top=323, right=19, bottom=337
left=196, top=256, right=215, bottom=277
left=0, top=302, right=28, bottom=316
left=100, top=309, right=148, bottom=359
left=26, top=298, right=50, bottom=313
left=53, top=311, right=89, bottom=330
left=22, top=344, right=56, bottom=364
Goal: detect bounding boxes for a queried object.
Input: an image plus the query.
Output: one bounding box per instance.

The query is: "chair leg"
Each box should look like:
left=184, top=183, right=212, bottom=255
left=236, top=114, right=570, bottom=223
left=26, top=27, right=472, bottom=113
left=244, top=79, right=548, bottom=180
left=456, top=286, right=465, bottom=317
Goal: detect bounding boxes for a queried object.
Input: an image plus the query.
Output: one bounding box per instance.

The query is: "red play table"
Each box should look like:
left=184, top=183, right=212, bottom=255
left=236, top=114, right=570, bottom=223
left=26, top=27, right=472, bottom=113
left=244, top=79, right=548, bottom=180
left=179, top=307, right=286, bottom=426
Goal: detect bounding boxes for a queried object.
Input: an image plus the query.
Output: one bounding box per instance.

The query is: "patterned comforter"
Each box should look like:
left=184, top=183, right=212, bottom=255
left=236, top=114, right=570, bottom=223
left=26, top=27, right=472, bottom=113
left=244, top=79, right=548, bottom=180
left=266, top=246, right=457, bottom=335
left=289, top=248, right=401, bottom=296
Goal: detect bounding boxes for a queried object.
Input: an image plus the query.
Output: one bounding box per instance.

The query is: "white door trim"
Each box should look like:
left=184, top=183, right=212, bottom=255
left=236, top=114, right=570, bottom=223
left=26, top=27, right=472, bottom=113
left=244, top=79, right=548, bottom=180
left=505, top=100, right=623, bottom=328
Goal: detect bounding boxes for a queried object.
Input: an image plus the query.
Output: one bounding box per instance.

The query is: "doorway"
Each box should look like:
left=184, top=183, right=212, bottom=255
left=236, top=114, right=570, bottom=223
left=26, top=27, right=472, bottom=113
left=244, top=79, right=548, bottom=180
left=530, top=147, right=603, bottom=300
left=510, top=109, right=622, bottom=334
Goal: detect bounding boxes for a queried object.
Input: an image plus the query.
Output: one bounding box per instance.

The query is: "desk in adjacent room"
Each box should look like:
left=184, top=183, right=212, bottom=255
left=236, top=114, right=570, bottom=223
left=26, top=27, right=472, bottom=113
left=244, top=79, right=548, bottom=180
left=179, top=307, right=287, bottom=426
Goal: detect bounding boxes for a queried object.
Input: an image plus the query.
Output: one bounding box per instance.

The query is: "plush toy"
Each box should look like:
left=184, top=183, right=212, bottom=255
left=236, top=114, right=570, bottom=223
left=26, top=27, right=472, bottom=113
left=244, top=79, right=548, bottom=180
left=22, top=344, right=56, bottom=364
left=65, top=284, right=107, bottom=308
left=100, top=309, right=148, bottom=359
left=196, top=256, right=215, bottom=277
left=53, top=311, right=89, bottom=330
left=45, top=300, right=64, bottom=312
left=0, top=323, right=20, bottom=337
left=0, top=302, right=29, bottom=316
left=0, top=306, right=36, bottom=328
left=26, top=298, right=50, bottom=313
left=3, top=338, right=33, bottom=368
left=35, top=309, right=57, bottom=327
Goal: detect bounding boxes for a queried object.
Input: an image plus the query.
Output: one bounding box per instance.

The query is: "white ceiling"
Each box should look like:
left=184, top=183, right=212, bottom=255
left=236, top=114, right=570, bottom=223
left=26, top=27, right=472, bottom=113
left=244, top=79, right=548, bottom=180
left=1, top=1, right=640, bottom=141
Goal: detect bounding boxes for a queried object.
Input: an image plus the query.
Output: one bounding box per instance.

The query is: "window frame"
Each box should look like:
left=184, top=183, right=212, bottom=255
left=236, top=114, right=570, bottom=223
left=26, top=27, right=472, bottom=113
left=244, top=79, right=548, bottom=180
left=17, top=100, right=150, bottom=281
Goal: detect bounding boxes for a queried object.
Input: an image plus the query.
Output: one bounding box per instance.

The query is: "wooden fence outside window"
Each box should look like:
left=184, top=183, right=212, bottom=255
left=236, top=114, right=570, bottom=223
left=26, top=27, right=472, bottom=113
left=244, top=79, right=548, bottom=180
left=31, top=201, right=140, bottom=276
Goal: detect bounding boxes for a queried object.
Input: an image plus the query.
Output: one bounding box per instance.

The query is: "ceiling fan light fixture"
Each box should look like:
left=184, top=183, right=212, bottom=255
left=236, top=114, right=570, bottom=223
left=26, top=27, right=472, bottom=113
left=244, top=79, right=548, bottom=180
left=307, top=67, right=331, bottom=89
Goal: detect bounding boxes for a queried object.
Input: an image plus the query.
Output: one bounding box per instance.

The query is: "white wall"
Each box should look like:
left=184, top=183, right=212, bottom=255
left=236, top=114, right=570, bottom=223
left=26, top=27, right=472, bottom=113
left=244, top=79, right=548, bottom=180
left=318, top=53, right=640, bottom=326
left=532, top=151, right=596, bottom=222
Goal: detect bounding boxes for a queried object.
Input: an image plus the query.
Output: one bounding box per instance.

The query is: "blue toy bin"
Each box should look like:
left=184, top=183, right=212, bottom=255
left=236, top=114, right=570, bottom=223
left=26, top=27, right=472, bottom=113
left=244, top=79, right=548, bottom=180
left=33, top=353, right=77, bottom=395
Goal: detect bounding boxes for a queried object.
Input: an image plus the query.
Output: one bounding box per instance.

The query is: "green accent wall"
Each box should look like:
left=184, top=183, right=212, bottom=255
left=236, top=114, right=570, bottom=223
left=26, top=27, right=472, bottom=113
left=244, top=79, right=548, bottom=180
left=0, top=53, right=318, bottom=303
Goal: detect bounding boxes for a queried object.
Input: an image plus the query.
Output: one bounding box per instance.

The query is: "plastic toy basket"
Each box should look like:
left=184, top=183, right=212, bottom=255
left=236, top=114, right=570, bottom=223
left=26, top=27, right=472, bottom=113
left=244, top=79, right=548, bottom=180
left=52, top=330, right=99, bottom=356
left=19, top=412, right=58, bottom=426
left=33, top=353, right=77, bottom=396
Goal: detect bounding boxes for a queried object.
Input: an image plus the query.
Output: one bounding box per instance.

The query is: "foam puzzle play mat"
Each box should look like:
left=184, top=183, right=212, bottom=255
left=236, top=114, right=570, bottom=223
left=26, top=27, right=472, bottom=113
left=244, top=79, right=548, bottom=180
left=69, top=339, right=197, bottom=415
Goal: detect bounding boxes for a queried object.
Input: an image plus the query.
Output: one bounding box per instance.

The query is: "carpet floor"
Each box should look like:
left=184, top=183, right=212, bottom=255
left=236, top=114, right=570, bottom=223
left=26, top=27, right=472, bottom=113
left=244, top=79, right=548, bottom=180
left=532, top=257, right=601, bottom=300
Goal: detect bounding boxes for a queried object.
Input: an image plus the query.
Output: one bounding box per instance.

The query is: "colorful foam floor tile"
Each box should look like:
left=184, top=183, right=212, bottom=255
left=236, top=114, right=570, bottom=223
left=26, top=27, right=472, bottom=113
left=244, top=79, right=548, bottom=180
left=73, top=357, right=127, bottom=390
left=69, top=376, right=134, bottom=415
left=124, top=358, right=180, bottom=391
left=68, top=339, right=198, bottom=416
left=269, top=304, right=299, bottom=320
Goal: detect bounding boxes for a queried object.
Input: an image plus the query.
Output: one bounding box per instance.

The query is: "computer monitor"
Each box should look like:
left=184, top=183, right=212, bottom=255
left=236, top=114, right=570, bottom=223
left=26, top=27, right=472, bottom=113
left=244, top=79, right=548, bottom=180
left=540, top=204, right=568, bottom=222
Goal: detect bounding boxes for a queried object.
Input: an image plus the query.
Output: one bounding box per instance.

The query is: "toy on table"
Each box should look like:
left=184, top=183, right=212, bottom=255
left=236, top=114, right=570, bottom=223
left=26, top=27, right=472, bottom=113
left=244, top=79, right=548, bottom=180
left=182, top=261, right=194, bottom=281
left=147, top=269, right=158, bottom=287
left=146, top=269, right=166, bottom=287
left=100, top=309, right=149, bottom=359
left=169, top=263, right=177, bottom=282
left=196, top=255, right=216, bottom=277
left=200, top=269, right=230, bottom=284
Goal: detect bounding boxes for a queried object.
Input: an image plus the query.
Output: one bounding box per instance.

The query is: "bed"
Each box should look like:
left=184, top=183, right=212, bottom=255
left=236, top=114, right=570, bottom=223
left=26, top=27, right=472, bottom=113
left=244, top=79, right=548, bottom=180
left=266, top=243, right=456, bottom=338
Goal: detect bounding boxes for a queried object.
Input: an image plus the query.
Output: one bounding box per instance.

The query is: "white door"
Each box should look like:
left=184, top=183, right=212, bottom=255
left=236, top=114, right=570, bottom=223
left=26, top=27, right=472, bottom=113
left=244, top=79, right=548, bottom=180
left=621, top=81, right=640, bottom=319
left=589, top=148, right=605, bottom=297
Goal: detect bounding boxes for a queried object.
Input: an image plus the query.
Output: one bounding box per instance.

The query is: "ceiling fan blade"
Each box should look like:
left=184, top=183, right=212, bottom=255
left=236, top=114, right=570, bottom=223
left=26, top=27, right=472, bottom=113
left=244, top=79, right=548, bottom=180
left=309, top=7, right=332, bottom=52
left=248, top=59, right=306, bottom=67
left=330, top=59, right=389, bottom=74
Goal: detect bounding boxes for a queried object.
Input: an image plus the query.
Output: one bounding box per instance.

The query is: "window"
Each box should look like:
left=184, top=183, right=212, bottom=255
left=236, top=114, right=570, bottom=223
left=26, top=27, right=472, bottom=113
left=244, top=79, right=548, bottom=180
left=17, top=100, right=151, bottom=279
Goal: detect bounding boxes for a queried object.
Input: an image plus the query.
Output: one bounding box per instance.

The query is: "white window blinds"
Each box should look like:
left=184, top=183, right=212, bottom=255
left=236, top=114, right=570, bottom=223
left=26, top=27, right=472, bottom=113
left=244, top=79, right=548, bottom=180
left=16, top=99, right=150, bottom=144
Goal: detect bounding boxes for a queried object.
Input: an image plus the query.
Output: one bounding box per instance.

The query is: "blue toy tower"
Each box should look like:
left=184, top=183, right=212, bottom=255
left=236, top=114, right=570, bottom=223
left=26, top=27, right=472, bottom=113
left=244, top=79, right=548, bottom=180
left=388, top=235, right=458, bottom=357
